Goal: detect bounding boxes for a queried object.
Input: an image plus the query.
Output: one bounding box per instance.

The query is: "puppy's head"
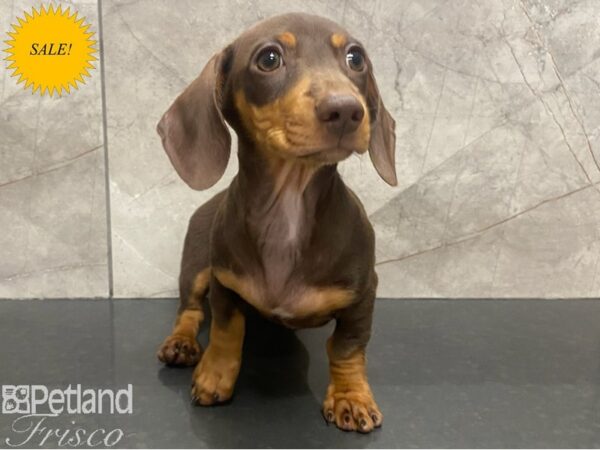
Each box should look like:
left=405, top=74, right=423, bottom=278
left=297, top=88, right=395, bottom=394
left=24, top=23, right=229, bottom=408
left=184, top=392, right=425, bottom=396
left=158, top=13, right=397, bottom=190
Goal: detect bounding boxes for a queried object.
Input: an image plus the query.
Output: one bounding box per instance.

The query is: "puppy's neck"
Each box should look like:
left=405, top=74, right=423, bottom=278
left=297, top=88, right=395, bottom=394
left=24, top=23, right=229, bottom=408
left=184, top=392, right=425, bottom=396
left=238, top=145, right=336, bottom=239
left=237, top=142, right=337, bottom=291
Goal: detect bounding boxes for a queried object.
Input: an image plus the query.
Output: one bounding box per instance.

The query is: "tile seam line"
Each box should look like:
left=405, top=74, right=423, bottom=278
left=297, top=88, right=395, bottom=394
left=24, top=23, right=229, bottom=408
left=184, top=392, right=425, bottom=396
left=97, top=0, right=114, bottom=298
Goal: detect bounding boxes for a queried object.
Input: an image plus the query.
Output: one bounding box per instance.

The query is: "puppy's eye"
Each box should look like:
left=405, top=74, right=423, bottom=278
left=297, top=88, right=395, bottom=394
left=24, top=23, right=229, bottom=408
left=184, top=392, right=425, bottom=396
left=345, top=46, right=365, bottom=72
left=256, top=47, right=282, bottom=72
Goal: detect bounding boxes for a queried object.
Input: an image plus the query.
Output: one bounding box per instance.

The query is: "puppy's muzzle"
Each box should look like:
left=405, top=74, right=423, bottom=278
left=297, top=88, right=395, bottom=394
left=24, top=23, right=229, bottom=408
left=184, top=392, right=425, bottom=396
left=316, top=95, right=365, bottom=134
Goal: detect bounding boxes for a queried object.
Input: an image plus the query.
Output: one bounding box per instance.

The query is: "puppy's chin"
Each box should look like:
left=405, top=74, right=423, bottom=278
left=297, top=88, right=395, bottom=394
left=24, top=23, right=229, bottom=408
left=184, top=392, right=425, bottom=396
left=262, top=134, right=368, bottom=165
left=294, top=145, right=362, bottom=165
left=304, top=134, right=369, bottom=165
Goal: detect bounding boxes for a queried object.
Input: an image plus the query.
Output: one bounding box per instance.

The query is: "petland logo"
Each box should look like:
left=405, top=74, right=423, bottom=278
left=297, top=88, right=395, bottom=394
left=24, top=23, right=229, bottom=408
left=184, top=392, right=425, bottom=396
left=1, top=384, right=133, bottom=447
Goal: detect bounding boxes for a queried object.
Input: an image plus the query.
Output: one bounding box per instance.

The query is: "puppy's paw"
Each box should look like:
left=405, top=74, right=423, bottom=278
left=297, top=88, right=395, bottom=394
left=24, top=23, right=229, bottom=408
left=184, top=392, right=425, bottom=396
left=157, top=334, right=202, bottom=366
left=191, top=347, right=240, bottom=406
left=322, top=386, right=383, bottom=433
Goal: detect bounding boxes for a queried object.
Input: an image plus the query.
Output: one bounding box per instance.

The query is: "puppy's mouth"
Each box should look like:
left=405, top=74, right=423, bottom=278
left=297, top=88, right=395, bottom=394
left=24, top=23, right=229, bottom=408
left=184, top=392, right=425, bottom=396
left=283, top=127, right=369, bottom=162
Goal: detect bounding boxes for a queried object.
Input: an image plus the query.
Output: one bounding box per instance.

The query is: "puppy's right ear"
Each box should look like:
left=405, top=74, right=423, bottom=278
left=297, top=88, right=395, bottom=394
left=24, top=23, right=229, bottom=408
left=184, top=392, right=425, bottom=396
left=157, top=49, right=232, bottom=190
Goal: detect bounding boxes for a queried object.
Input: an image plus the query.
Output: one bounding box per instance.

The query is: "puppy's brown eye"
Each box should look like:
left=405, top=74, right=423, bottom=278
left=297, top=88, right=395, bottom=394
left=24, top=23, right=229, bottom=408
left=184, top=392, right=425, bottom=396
left=256, top=48, right=282, bottom=72
left=345, top=47, right=365, bottom=72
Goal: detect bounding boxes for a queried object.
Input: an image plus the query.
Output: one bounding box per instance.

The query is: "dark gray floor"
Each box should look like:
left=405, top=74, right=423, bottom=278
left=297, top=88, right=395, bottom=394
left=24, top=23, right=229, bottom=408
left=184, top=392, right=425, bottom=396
left=1, top=299, right=600, bottom=448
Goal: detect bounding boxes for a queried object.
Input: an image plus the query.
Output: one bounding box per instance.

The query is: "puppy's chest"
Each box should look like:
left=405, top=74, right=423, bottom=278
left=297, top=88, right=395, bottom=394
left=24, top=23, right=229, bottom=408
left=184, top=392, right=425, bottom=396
left=231, top=213, right=354, bottom=327
left=218, top=173, right=355, bottom=325
left=215, top=267, right=353, bottom=327
left=256, top=193, right=306, bottom=274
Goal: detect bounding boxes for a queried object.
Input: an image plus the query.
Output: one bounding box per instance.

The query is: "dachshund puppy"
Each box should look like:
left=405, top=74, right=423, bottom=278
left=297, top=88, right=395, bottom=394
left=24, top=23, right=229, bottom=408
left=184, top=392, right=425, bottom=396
left=156, top=12, right=396, bottom=433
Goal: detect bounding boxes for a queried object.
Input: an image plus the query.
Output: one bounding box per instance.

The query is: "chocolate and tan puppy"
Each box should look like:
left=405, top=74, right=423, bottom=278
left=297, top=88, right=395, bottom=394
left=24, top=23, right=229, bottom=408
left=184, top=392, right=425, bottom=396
left=156, top=13, right=396, bottom=433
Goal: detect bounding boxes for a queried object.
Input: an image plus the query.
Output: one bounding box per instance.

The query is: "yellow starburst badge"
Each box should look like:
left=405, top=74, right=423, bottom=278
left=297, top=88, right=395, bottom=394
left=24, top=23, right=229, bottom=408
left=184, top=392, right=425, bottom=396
left=4, top=4, right=97, bottom=96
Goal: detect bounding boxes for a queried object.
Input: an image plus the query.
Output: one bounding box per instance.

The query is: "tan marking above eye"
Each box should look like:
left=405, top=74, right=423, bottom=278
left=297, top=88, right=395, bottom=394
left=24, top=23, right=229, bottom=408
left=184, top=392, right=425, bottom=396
left=330, top=33, right=347, bottom=49
left=278, top=32, right=297, bottom=48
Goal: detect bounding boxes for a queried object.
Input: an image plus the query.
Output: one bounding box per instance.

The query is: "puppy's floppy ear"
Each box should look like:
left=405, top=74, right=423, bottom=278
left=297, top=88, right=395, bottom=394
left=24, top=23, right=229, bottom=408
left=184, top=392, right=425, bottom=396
left=366, top=62, right=397, bottom=186
left=157, top=48, right=232, bottom=190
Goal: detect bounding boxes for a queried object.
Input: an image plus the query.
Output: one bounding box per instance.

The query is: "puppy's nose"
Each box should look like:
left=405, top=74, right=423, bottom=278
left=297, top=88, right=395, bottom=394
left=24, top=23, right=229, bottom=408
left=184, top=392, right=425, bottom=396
left=316, top=95, right=364, bottom=133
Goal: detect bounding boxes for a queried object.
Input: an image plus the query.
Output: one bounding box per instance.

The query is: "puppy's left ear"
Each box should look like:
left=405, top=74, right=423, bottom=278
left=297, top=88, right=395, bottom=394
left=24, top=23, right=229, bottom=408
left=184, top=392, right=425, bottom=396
left=366, top=62, right=397, bottom=186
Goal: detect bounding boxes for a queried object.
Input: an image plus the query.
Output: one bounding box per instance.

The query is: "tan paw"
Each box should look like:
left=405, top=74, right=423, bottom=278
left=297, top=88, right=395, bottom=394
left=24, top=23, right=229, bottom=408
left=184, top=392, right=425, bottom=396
left=191, top=348, right=240, bottom=405
left=322, top=386, right=383, bottom=433
left=157, top=334, right=202, bottom=366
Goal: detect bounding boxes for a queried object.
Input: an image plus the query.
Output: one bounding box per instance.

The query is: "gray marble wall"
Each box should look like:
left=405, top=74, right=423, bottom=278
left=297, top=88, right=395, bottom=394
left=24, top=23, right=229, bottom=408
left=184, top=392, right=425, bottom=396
left=1, top=0, right=599, bottom=299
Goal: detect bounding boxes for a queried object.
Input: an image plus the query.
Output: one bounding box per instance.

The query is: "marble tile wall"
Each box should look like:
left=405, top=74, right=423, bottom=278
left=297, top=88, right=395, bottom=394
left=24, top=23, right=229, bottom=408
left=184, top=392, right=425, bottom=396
left=1, top=0, right=599, bottom=298
left=0, top=0, right=107, bottom=298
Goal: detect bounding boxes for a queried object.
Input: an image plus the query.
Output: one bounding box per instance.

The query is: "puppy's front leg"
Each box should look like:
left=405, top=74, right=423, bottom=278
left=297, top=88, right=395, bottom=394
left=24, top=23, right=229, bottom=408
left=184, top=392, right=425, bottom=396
left=192, top=276, right=245, bottom=405
left=323, top=293, right=382, bottom=433
left=157, top=269, right=209, bottom=366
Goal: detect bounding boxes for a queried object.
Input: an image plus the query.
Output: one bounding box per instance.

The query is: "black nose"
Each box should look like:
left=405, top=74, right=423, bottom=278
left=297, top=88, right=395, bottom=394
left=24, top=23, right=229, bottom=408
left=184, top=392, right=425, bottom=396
left=316, top=95, right=365, bottom=134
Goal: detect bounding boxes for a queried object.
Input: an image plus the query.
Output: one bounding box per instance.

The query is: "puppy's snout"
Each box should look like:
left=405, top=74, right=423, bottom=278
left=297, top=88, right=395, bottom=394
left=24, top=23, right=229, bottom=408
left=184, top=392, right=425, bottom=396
left=316, top=95, right=364, bottom=134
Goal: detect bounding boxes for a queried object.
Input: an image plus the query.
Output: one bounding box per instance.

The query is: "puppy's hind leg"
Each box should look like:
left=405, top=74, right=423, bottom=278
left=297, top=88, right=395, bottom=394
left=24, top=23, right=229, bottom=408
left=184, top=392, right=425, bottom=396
left=157, top=191, right=226, bottom=366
